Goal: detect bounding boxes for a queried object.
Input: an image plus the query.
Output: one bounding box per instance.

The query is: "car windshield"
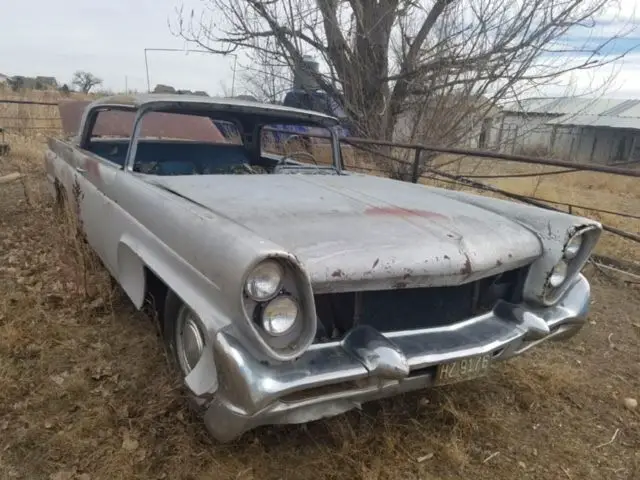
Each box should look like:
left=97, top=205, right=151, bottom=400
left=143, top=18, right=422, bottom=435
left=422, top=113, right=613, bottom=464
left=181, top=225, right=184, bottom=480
left=260, top=123, right=337, bottom=172
left=84, top=107, right=339, bottom=175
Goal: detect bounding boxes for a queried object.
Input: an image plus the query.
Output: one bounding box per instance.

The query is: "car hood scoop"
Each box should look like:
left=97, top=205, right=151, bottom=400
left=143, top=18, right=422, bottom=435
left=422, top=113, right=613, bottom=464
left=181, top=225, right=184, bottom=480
left=150, top=173, right=542, bottom=293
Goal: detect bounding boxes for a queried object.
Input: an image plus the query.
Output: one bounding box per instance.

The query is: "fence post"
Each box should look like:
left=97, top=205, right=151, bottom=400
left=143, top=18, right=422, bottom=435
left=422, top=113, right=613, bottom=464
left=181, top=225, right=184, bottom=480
left=411, top=147, right=422, bottom=183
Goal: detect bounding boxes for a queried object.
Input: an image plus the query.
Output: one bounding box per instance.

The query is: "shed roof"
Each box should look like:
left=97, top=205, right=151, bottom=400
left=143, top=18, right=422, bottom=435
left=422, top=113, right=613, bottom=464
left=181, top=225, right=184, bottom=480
left=546, top=114, right=640, bottom=131
left=501, top=97, right=628, bottom=116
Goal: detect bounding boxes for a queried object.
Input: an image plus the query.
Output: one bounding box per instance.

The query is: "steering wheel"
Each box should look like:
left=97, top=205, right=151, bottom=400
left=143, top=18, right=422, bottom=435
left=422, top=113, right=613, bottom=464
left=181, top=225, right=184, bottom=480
left=276, top=150, right=319, bottom=167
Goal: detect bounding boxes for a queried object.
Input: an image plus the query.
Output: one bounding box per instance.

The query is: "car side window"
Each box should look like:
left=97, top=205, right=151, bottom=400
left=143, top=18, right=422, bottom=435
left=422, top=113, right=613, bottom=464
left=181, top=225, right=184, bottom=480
left=83, top=108, right=136, bottom=168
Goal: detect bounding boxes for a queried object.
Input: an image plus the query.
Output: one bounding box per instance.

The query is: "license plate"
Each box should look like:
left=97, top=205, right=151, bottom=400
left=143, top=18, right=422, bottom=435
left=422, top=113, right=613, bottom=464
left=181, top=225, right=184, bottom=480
left=435, top=354, right=492, bottom=386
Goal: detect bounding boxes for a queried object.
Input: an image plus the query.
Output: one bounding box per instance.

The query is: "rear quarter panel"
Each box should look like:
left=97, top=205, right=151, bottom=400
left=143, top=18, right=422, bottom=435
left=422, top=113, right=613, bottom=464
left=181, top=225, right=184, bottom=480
left=45, top=138, right=77, bottom=199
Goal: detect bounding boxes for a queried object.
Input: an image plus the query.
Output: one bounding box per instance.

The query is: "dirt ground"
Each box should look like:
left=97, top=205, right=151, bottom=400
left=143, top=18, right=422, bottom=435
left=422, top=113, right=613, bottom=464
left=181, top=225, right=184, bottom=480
left=0, top=174, right=638, bottom=480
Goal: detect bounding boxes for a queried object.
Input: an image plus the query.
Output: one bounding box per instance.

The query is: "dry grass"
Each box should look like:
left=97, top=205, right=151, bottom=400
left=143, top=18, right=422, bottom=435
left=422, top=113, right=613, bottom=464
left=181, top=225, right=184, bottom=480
left=1, top=91, right=639, bottom=479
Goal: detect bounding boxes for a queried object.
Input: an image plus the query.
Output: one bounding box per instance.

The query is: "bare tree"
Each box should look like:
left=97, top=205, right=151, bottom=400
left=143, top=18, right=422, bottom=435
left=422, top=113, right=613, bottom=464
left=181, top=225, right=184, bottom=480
left=72, top=71, right=103, bottom=94
left=172, top=0, right=635, bottom=148
left=240, top=48, right=292, bottom=103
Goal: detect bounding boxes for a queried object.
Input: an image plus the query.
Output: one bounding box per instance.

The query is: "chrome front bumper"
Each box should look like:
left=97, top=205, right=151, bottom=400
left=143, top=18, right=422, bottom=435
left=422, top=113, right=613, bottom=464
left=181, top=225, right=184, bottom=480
left=202, top=274, right=591, bottom=442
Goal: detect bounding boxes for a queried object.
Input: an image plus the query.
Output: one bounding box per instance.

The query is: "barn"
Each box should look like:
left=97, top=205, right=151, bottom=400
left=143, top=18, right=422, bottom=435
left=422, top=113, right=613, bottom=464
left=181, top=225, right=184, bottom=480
left=489, top=97, right=640, bottom=167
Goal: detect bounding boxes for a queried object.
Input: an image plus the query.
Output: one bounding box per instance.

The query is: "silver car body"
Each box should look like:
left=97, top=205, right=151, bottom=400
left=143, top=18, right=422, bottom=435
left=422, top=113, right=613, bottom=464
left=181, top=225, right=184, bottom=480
left=45, top=94, right=601, bottom=442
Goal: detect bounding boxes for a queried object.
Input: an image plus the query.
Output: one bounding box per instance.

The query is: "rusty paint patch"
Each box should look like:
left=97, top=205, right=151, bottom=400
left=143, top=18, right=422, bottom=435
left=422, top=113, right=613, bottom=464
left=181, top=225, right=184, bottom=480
left=364, top=206, right=447, bottom=220
left=331, top=269, right=344, bottom=278
left=460, top=254, right=472, bottom=275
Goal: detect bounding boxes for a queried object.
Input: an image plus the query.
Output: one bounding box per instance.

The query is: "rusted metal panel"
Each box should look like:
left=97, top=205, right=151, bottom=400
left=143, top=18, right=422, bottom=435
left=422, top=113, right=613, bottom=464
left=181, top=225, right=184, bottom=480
left=58, top=100, right=226, bottom=142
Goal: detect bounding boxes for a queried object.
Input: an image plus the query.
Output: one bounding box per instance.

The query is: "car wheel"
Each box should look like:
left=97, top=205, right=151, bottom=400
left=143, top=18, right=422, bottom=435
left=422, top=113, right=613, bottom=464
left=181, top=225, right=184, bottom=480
left=163, top=291, right=206, bottom=377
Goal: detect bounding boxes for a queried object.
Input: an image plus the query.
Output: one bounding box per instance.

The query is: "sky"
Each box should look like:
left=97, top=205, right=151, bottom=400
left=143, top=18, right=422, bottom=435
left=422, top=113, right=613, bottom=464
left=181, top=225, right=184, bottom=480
left=1, top=0, right=640, bottom=100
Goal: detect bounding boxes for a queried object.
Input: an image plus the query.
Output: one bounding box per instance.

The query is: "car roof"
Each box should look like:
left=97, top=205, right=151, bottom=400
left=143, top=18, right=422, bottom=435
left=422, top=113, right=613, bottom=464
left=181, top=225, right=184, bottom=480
left=88, top=93, right=341, bottom=127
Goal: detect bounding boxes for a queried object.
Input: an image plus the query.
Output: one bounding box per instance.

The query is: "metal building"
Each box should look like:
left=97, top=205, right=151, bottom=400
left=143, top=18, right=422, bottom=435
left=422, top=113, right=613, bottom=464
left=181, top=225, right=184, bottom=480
left=489, top=97, right=640, bottom=167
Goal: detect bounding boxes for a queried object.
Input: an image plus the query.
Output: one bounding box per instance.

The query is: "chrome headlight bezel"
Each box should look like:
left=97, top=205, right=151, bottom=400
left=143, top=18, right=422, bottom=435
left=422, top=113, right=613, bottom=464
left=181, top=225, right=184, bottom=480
left=240, top=255, right=317, bottom=362
left=541, top=225, right=601, bottom=304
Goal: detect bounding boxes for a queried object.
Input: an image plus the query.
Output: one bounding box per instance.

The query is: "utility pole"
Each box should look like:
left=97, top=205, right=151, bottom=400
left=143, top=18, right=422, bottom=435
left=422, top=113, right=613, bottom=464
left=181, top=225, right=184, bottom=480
left=125, top=76, right=128, bottom=94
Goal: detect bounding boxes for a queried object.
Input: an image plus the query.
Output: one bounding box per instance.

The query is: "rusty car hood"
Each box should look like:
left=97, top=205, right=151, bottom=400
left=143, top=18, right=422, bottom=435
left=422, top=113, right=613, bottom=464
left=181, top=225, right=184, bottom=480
left=149, top=173, right=543, bottom=292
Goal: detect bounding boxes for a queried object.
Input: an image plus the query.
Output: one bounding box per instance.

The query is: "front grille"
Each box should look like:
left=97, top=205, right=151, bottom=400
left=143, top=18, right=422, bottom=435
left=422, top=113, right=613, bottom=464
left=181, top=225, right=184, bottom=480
left=313, top=265, right=529, bottom=342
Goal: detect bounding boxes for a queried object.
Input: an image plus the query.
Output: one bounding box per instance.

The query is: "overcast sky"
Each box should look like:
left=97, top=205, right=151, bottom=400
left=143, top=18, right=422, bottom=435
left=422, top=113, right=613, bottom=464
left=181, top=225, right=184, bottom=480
left=1, top=0, right=640, bottom=100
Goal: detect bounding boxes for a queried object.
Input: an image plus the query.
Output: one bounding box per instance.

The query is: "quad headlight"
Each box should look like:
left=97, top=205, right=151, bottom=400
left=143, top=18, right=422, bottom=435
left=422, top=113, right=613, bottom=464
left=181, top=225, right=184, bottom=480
left=526, top=224, right=601, bottom=306
left=245, top=259, right=302, bottom=338
left=564, top=234, right=583, bottom=260
left=241, top=256, right=316, bottom=361
left=548, top=259, right=568, bottom=287
left=261, top=295, right=299, bottom=336
left=545, top=229, right=591, bottom=296
left=245, top=260, right=283, bottom=301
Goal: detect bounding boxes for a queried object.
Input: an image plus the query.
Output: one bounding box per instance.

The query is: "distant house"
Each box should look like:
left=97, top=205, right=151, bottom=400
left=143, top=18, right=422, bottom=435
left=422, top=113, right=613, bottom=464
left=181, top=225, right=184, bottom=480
left=153, top=84, right=176, bottom=94
left=7, top=75, right=58, bottom=90
left=153, top=84, right=209, bottom=96
left=35, top=76, right=57, bottom=88
left=492, top=97, right=640, bottom=166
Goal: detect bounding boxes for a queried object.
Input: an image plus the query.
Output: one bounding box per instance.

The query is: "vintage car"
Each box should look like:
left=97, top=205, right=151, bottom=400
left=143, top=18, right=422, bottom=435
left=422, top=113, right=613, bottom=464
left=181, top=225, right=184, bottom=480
left=45, top=94, right=601, bottom=442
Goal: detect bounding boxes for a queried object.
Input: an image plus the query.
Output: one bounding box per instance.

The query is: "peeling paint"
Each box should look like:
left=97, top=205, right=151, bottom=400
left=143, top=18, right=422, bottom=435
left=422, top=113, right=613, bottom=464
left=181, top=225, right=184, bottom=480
left=371, top=258, right=379, bottom=269
left=461, top=254, right=473, bottom=275
left=331, top=269, right=344, bottom=278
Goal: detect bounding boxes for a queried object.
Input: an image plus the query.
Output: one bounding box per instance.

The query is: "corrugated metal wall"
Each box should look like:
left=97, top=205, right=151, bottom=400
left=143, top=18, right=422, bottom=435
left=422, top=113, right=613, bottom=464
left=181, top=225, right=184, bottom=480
left=490, top=113, right=640, bottom=166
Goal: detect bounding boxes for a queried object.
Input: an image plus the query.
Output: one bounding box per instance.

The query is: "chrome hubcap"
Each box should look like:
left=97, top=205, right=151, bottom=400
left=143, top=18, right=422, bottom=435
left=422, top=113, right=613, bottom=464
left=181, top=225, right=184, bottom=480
left=176, top=306, right=204, bottom=375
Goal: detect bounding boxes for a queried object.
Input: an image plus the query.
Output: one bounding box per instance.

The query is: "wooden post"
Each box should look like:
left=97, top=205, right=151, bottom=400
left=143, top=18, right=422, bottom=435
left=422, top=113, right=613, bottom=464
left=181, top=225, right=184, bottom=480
left=411, top=147, right=422, bottom=183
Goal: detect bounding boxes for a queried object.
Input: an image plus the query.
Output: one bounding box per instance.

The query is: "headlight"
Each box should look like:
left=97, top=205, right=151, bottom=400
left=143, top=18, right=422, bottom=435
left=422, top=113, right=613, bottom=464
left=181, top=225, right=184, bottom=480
left=261, top=296, right=299, bottom=336
left=548, top=259, right=568, bottom=288
left=564, top=234, right=583, bottom=259
left=245, top=260, right=283, bottom=301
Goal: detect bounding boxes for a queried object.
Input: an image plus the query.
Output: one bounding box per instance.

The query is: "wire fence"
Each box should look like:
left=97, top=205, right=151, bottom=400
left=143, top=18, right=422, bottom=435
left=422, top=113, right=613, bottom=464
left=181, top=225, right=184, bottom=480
left=0, top=99, right=60, bottom=106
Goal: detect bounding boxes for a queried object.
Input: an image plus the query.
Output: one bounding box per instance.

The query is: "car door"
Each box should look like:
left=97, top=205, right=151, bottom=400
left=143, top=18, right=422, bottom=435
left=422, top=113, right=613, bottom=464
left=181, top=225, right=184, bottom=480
left=72, top=148, right=123, bottom=276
